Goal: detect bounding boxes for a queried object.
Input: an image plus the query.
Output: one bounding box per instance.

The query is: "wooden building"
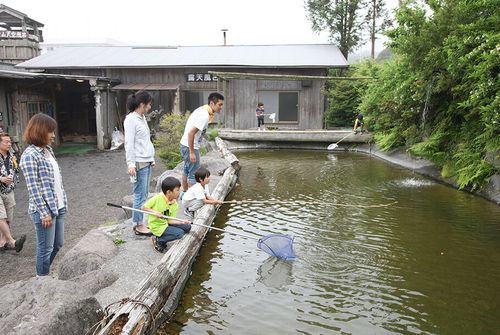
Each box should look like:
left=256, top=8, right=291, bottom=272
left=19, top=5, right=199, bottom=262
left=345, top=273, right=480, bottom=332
left=0, top=4, right=43, bottom=64
left=17, top=44, right=348, bottom=149
left=0, top=65, right=115, bottom=147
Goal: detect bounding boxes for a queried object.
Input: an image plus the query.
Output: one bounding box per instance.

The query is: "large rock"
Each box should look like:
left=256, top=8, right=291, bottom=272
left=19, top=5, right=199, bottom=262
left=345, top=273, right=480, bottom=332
left=0, top=276, right=103, bottom=335
left=70, top=269, right=119, bottom=295
left=58, top=229, right=118, bottom=280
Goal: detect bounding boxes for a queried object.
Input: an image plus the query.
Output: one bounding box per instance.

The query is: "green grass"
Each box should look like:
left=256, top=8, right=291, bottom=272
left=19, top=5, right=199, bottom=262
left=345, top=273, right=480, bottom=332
left=54, top=143, right=96, bottom=155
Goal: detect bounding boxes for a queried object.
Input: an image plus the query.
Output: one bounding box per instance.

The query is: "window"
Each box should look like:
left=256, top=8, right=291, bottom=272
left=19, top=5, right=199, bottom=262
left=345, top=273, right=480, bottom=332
left=27, top=101, right=51, bottom=119
left=257, top=91, right=299, bottom=122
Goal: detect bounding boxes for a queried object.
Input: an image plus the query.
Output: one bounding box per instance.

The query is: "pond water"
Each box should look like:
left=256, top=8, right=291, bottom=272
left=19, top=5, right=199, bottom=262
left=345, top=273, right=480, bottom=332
left=158, top=150, right=500, bottom=335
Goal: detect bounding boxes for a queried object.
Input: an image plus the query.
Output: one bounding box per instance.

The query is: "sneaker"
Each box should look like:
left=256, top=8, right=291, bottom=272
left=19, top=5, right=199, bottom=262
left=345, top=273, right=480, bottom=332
left=183, top=208, right=195, bottom=219
left=151, top=236, right=167, bottom=253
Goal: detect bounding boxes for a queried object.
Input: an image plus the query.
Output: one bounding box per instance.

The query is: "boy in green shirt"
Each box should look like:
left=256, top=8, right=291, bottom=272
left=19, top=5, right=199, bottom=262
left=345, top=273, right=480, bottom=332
left=142, top=176, right=191, bottom=253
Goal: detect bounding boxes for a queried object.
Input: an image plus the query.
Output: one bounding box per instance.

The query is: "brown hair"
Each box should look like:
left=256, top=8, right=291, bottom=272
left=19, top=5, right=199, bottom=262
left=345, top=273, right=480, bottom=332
left=23, top=113, right=57, bottom=147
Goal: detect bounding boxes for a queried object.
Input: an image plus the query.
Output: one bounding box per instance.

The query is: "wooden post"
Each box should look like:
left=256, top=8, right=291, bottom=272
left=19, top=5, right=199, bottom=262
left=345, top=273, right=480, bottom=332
left=97, top=166, right=239, bottom=335
left=215, top=137, right=240, bottom=171
left=94, top=89, right=105, bottom=150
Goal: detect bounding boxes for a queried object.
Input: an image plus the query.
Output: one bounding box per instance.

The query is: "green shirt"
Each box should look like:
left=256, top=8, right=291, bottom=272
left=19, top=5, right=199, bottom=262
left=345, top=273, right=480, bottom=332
left=144, top=193, right=179, bottom=236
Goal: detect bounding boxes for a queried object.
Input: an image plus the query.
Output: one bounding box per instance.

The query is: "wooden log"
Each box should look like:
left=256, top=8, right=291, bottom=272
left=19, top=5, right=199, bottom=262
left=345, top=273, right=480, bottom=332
left=215, top=137, right=240, bottom=171
left=208, top=71, right=373, bottom=81
left=97, top=166, right=239, bottom=335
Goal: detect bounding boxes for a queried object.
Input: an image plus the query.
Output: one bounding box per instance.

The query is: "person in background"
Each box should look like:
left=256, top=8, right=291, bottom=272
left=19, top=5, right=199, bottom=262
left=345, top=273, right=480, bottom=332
left=142, top=176, right=190, bottom=253
left=0, top=132, right=25, bottom=252
left=256, top=102, right=265, bottom=131
left=179, top=92, right=224, bottom=194
left=353, top=113, right=365, bottom=134
left=20, top=114, right=67, bottom=276
left=124, top=90, right=155, bottom=236
left=182, top=166, right=223, bottom=218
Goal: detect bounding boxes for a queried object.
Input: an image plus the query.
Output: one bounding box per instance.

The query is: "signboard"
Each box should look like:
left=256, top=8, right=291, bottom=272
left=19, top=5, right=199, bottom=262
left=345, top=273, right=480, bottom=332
left=186, top=73, right=218, bottom=82
left=0, top=31, right=39, bottom=42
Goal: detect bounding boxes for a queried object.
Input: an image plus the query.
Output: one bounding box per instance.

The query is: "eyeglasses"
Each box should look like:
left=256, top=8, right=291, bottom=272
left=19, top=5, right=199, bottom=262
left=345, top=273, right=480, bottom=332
left=163, top=209, right=170, bottom=217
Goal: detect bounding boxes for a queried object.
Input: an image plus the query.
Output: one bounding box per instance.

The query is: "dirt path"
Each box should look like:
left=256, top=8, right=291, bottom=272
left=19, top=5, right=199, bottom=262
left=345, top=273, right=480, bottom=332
left=0, top=149, right=168, bottom=286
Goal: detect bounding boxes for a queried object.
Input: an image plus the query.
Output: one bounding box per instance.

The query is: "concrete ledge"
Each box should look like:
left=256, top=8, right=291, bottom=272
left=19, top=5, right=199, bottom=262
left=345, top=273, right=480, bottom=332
left=219, top=129, right=372, bottom=143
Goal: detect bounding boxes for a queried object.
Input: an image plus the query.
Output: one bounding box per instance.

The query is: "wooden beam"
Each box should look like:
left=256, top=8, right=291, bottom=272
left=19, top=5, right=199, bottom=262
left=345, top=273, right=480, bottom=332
left=208, top=71, right=373, bottom=81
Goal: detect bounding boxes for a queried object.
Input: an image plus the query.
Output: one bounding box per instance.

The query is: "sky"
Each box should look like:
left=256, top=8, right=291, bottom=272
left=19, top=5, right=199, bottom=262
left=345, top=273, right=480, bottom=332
left=3, top=0, right=398, bottom=53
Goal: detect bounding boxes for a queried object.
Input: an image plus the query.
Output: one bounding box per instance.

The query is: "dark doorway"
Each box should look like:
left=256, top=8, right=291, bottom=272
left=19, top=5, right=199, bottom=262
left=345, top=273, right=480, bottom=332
left=55, top=81, right=95, bottom=142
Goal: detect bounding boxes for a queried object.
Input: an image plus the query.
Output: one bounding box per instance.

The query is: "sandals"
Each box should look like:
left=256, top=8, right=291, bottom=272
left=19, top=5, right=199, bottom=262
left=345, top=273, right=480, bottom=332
left=133, top=225, right=152, bottom=236
left=15, top=235, right=26, bottom=252
left=1, top=234, right=26, bottom=252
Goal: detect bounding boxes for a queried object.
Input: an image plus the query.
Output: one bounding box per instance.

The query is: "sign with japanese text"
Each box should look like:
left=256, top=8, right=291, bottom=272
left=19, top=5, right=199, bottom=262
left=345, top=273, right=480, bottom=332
left=0, top=31, right=39, bottom=42
left=186, top=73, right=218, bottom=82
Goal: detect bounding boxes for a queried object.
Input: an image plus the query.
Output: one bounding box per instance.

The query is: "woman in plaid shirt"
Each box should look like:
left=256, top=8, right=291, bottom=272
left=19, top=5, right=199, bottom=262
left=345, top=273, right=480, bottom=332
left=20, top=113, right=67, bottom=277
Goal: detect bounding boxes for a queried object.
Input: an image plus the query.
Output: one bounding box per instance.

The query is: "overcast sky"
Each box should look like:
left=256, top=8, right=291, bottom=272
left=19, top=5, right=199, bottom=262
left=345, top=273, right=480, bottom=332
left=4, top=0, right=397, bottom=52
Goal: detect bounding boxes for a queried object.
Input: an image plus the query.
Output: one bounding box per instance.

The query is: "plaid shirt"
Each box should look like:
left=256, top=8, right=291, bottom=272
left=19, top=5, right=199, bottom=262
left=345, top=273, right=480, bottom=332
left=20, top=144, right=67, bottom=217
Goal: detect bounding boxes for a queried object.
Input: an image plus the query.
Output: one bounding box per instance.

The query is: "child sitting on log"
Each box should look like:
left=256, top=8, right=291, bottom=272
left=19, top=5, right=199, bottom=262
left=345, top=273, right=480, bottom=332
left=182, top=167, right=223, bottom=219
left=142, top=176, right=191, bottom=253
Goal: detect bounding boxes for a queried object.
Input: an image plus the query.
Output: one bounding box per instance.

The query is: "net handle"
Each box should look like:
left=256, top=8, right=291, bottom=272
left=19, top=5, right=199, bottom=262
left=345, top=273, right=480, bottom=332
left=107, top=203, right=260, bottom=241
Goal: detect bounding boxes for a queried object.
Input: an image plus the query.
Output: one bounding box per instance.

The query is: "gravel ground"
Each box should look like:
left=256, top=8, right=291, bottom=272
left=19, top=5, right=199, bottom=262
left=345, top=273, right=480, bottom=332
left=0, top=149, right=168, bottom=287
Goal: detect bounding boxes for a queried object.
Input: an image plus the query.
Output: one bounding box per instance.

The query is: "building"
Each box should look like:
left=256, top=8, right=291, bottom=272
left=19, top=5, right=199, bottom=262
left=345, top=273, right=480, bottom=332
left=0, top=4, right=43, bottom=64
left=16, top=44, right=347, bottom=149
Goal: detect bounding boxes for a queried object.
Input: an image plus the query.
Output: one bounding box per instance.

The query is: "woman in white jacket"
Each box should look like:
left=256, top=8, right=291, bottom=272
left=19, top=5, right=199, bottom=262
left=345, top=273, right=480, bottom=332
left=124, top=91, right=155, bottom=235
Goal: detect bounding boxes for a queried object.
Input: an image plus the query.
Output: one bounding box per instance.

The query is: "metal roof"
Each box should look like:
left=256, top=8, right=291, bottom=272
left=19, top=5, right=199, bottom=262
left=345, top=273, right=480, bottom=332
left=17, top=44, right=348, bottom=69
left=0, top=67, right=114, bottom=82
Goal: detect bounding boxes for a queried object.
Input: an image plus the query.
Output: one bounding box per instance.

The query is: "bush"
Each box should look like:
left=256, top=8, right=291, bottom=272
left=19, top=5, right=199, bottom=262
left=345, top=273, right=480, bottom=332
left=206, top=128, right=219, bottom=141
left=324, top=61, right=379, bottom=129
left=155, top=113, right=188, bottom=169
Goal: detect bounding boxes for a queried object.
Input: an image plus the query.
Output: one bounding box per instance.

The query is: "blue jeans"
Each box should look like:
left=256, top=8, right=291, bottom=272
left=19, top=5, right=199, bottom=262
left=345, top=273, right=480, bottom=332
left=180, top=145, right=200, bottom=185
left=157, top=223, right=192, bottom=245
left=31, top=207, right=66, bottom=276
left=132, top=164, right=152, bottom=225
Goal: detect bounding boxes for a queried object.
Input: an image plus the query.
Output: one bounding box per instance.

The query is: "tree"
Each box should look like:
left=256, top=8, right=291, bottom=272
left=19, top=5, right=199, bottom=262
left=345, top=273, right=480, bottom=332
left=306, top=0, right=365, bottom=59
left=365, top=0, right=392, bottom=58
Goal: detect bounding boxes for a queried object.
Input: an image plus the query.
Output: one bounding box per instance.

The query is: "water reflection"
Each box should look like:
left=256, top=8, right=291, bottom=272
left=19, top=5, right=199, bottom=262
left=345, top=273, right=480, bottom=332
left=257, top=257, right=293, bottom=289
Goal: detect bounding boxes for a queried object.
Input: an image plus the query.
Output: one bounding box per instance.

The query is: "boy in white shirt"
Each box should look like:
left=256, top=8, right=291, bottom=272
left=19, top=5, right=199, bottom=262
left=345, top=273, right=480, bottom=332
left=182, top=167, right=223, bottom=218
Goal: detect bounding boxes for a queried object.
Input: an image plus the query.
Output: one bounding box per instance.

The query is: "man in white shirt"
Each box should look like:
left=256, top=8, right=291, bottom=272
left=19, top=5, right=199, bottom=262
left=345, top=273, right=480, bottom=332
left=180, top=92, right=224, bottom=193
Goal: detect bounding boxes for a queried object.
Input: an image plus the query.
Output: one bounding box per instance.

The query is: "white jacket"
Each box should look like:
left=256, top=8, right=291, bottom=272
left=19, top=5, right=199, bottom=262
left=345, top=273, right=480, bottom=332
left=124, top=112, right=155, bottom=168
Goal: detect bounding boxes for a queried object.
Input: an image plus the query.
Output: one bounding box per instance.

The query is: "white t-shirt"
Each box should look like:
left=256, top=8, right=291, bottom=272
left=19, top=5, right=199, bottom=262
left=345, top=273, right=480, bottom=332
left=47, top=153, right=65, bottom=209
left=180, top=105, right=210, bottom=149
left=183, top=183, right=210, bottom=201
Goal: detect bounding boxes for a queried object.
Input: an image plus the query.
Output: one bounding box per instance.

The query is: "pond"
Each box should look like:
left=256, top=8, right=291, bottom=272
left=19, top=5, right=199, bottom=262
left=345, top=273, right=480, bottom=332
left=158, top=150, right=500, bottom=335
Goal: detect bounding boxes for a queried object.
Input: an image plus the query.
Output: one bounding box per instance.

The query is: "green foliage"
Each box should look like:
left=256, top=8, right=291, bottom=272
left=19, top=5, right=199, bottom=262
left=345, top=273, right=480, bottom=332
left=155, top=113, right=188, bottom=169
left=206, top=128, right=219, bottom=141
left=113, top=238, right=126, bottom=245
left=324, top=61, right=378, bottom=128
left=353, top=0, right=499, bottom=189
left=374, top=129, right=404, bottom=151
